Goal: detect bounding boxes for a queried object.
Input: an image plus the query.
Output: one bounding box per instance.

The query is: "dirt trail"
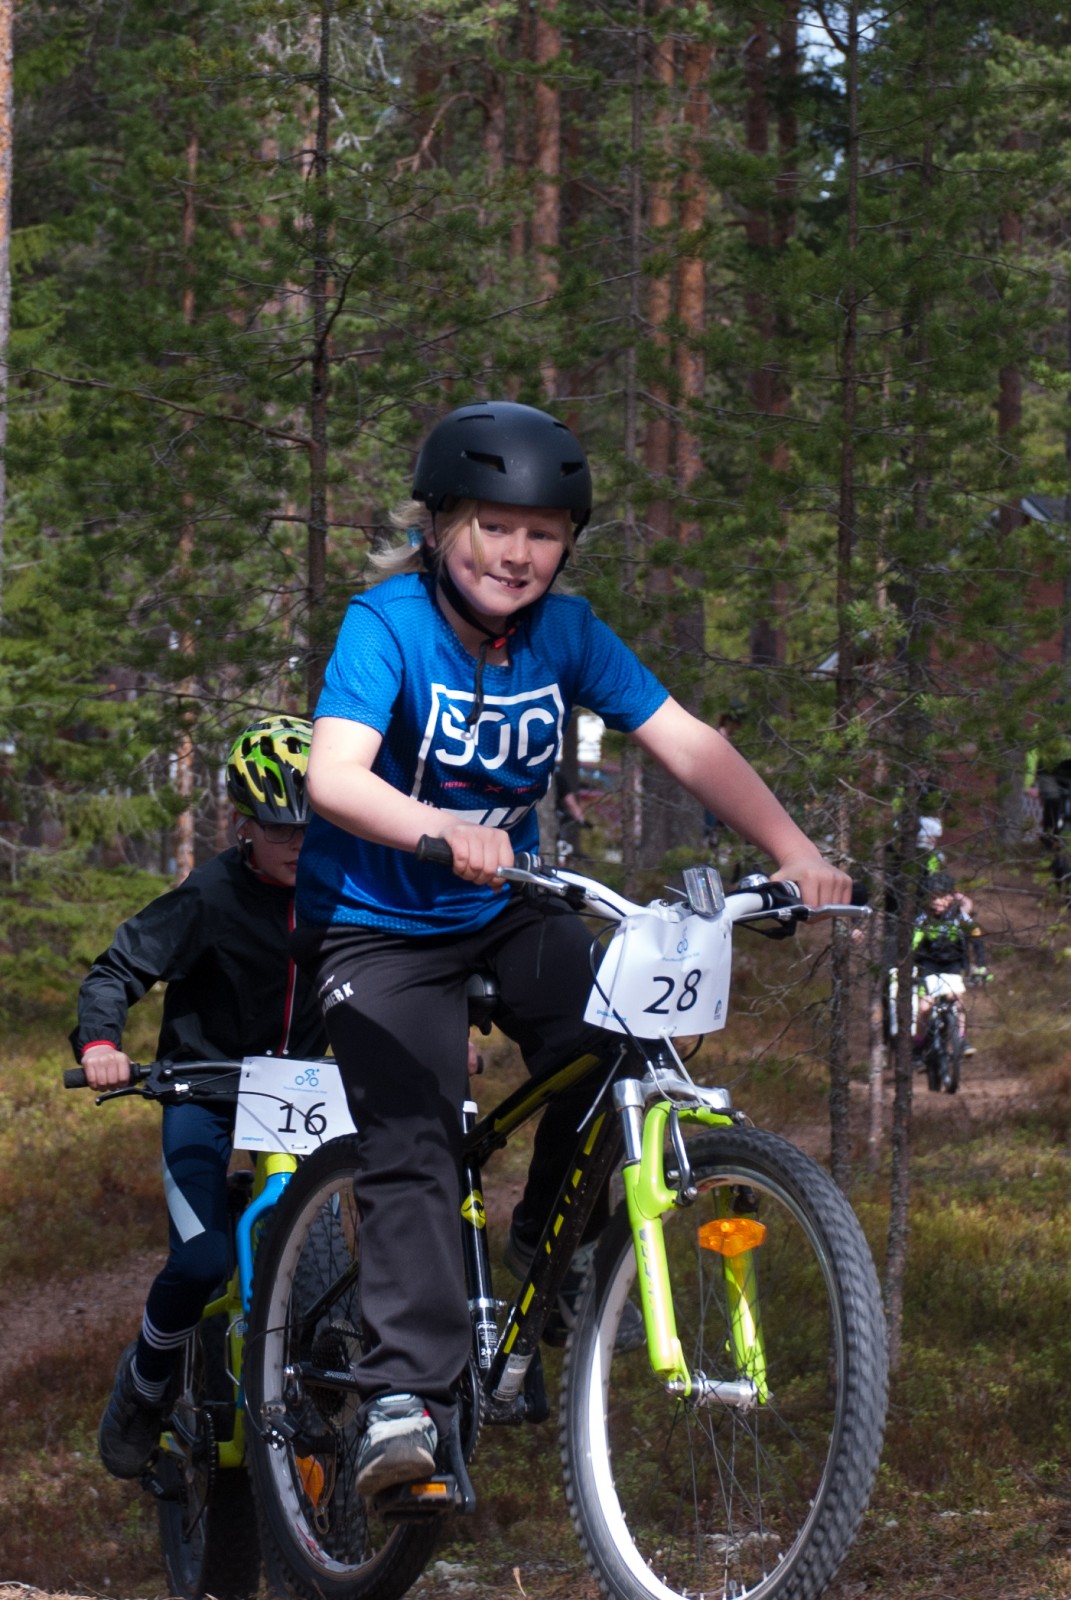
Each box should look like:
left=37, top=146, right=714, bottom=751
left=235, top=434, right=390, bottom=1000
left=2, top=870, right=1057, bottom=1600
left=0, top=1249, right=159, bottom=1388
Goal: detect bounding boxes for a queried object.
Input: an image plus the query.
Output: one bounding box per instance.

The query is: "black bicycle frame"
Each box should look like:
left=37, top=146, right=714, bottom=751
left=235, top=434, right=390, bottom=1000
left=458, top=1042, right=631, bottom=1420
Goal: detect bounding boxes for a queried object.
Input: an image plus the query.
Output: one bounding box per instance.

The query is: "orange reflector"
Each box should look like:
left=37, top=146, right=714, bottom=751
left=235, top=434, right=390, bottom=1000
left=409, top=1481, right=448, bottom=1497
left=296, top=1454, right=326, bottom=1507
left=698, top=1217, right=767, bottom=1257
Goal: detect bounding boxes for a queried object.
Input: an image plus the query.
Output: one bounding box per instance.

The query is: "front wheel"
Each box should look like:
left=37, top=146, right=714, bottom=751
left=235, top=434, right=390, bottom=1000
left=936, top=1009, right=963, bottom=1094
left=244, top=1137, right=441, bottom=1600
left=561, top=1126, right=888, bottom=1600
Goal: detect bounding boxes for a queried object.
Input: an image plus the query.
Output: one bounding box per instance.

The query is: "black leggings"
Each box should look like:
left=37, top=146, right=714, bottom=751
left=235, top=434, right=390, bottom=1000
left=298, top=898, right=606, bottom=1435
left=134, top=1099, right=235, bottom=1394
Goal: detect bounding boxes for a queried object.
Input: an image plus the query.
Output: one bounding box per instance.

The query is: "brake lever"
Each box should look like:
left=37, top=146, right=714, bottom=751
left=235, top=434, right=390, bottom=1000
left=92, top=1083, right=153, bottom=1106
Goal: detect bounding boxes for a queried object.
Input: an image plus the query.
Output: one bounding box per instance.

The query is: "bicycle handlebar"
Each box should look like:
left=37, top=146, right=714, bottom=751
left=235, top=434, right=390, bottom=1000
left=62, top=1059, right=243, bottom=1102
left=415, top=835, right=869, bottom=926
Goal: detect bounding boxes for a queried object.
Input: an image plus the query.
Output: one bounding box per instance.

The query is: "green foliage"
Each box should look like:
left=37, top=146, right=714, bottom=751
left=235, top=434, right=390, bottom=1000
left=0, top=860, right=168, bottom=1027
left=4, top=0, right=1071, bottom=888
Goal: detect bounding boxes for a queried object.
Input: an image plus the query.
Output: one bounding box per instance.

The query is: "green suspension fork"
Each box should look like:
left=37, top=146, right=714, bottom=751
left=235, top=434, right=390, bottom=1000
left=614, top=1082, right=768, bottom=1405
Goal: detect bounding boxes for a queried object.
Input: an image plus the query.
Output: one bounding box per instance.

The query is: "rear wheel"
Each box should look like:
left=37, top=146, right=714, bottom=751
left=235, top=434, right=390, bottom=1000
left=156, top=1316, right=261, bottom=1600
left=244, top=1137, right=441, bottom=1600
left=561, top=1126, right=888, bottom=1600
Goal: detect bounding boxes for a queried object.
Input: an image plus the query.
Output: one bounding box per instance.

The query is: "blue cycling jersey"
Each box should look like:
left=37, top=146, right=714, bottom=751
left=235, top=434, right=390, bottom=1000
left=296, top=573, right=668, bottom=935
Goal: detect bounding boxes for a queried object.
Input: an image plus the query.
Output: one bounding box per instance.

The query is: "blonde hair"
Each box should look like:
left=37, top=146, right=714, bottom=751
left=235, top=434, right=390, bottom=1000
left=370, top=498, right=576, bottom=584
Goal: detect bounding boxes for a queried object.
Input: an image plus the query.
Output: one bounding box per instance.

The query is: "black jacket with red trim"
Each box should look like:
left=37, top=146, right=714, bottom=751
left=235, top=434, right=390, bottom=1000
left=69, top=846, right=326, bottom=1065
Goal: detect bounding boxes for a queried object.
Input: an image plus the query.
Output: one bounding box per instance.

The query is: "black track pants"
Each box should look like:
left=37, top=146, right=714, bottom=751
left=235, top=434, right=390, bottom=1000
left=299, top=898, right=606, bottom=1436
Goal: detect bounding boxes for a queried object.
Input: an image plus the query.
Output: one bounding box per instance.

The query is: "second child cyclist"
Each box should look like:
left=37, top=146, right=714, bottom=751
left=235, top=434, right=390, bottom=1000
left=73, top=715, right=327, bottom=1480
left=295, top=400, right=853, bottom=1499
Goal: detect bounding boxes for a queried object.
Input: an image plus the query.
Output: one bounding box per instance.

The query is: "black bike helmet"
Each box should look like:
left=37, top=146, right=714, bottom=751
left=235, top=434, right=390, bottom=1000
left=412, top=401, right=592, bottom=531
left=226, top=714, right=312, bottom=825
left=922, top=870, right=955, bottom=898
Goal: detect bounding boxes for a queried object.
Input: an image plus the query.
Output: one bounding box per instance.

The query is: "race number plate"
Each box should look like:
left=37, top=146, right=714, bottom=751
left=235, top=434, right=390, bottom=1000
left=233, top=1056, right=356, bottom=1154
left=583, top=908, right=732, bottom=1037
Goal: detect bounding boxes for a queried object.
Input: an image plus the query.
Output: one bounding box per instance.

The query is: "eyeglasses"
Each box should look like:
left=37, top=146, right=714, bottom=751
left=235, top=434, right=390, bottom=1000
left=257, top=823, right=308, bottom=845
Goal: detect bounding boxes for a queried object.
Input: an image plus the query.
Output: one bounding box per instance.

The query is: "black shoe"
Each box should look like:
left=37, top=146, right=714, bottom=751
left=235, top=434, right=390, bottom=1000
left=98, top=1342, right=164, bottom=1479
left=504, top=1234, right=646, bottom=1352
left=355, top=1394, right=437, bottom=1498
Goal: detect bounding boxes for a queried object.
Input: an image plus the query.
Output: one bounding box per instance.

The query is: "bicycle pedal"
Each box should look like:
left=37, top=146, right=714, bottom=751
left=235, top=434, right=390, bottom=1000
left=141, top=1465, right=176, bottom=1500
left=373, top=1474, right=462, bottom=1519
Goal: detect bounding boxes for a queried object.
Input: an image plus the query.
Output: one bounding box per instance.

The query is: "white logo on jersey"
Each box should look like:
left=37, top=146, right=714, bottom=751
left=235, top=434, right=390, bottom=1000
left=413, top=683, right=564, bottom=792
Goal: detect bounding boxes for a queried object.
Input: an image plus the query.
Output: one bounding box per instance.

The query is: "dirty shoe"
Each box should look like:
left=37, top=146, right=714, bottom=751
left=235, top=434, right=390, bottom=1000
left=355, top=1393, right=437, bottom=1497
left=98, top=1342, right=164, bottom=1479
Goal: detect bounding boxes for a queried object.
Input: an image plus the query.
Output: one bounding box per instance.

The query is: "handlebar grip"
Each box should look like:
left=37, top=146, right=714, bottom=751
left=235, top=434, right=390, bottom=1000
left=63, top=1061, right=151, bottom=1091
left=416, top=835, right=455, bottom=867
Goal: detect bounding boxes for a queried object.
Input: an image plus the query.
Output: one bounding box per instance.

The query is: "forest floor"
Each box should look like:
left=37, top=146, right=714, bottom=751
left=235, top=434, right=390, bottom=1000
left=4, top=856, right=1071, bottom=1599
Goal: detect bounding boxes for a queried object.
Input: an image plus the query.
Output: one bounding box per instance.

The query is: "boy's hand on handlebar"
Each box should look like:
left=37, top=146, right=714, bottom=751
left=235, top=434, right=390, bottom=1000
left=440, top=823, right=514, bottom=888
left=80, top=1044, right=133, bottom=1089
left=771, top=855, right=854, bottom=909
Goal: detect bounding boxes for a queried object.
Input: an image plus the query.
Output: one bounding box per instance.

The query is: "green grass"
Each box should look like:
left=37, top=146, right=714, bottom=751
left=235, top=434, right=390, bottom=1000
left=0, top=1022, right=164, bottom=1288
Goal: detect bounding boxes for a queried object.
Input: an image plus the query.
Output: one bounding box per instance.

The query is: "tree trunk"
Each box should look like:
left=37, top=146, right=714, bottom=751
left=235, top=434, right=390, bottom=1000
left=637, top=1, right=675, bottom=871
left=639, top=7, right=710, bottom=868
left=305, top=0, right=332, bottom=711
left=827, top=0, right=861, bottom=1190
left=865, top=896, right=888, bottom=1176
left=997, top=129, right=1024, bottom=545
left=173, top=125, right=200, bottom=885
left=510, top=4, right=531, bottom=269
left=748, top=3, right=797, bottom=680
left=533, top=0, right=561, bottom=394
left=620, top=3, right=648, bottom=896
left=0, top=0, right=12, bottom=626
left=480, top=3, right=506, bottom=303
left=885, top=23, right=938, bottom=1362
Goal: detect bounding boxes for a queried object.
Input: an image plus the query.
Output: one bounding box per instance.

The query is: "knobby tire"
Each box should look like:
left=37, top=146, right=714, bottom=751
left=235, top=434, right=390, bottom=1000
left=156, top=1314, right=261, bottom=1600
left=924, top=1030, right=941, bottom=1092
left=938, top=1008, right=963, bottom=1095
left=560, top=1125, right=888, bottom=1600
left=243, top=1136, right=440, bottom=1600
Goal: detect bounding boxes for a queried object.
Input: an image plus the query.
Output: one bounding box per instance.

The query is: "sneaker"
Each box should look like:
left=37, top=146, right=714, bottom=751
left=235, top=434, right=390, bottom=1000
left=98, top=1342, right=164, bottom=1479
left=355, top=1393, right=437, bottom=1497
left=505, top=1233, right=646, bottom=1353
left=962, top=1044, right=977, bottom=1058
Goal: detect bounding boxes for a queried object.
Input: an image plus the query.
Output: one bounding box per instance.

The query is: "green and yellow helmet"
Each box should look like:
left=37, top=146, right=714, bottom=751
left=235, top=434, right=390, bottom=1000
left=226, top=714, right=312, bottom=825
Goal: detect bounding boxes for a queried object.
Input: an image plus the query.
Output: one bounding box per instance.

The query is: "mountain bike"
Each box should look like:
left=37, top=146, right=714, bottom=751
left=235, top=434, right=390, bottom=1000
left=242, top=855, right=888, bottom=1600
left=62, top=1058, right=308, bottom=1600
left=887, top=967, right=967, bottom=1095
left=915, top=977, right=966, bottom=1095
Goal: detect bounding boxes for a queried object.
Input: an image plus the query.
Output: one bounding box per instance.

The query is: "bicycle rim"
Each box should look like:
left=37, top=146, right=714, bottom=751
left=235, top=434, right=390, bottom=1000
left=561, top=1127, right=887, bottom=1600
left=244, top=1138, right=439, bottom=1600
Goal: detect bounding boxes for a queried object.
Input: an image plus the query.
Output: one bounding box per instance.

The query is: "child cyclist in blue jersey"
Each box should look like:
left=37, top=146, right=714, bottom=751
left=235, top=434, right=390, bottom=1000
left=295, top=401, right=852, bottom=1498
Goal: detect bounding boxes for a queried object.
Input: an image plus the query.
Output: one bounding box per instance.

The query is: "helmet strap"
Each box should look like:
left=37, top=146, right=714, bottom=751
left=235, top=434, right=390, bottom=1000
left=432, top=561, right=522, bottom=729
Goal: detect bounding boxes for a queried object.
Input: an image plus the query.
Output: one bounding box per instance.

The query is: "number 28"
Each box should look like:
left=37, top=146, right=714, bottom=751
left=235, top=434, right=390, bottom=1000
left=643, top=969, right=703, bottom=1015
